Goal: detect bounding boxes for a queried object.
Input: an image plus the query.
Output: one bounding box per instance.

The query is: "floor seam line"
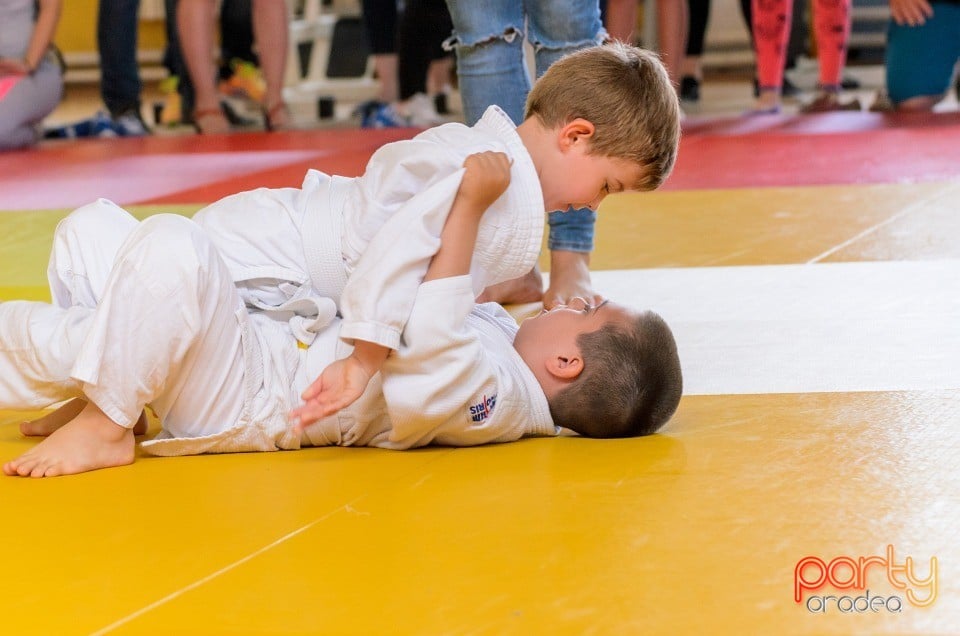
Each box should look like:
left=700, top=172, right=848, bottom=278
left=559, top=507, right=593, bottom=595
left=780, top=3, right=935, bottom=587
left=87, top=449, right=458, bottom=635
left=87, top=494, right=368, bottom=636
left=806, top=182, right=960, bottom=264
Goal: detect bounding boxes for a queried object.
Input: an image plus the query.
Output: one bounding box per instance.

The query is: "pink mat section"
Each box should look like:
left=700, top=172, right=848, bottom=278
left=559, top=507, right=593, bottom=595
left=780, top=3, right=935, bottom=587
left=0, top=112, right=958, bottom=210
left=0, top=129, right=413, bottom=210
left=0, top=151, right=323, bottom=209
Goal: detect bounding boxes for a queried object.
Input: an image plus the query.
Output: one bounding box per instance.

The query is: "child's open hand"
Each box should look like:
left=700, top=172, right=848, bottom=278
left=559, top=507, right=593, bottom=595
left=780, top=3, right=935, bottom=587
left=289, top=355, right=373, bottom=432
left=459, top=151, right=512, bottom=213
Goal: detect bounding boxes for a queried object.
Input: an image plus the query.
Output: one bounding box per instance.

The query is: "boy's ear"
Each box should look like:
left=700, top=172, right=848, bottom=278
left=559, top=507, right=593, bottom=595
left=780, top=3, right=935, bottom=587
left=546, top=351, right=584, bottom=380
left=559, top=118, right=596, bottom=150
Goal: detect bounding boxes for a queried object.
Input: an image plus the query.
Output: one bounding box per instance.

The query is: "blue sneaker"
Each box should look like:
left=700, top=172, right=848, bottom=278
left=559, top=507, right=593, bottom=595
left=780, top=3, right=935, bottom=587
left=356, top=100, right=408, bottom=128
left=44, top=111, right=120, bottom=139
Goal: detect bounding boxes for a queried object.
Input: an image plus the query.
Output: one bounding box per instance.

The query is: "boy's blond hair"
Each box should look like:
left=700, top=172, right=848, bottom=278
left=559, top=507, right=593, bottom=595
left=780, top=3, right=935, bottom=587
left=548, top=310, right=682, bottom=438
left=525, top=42, right=681, bottom=191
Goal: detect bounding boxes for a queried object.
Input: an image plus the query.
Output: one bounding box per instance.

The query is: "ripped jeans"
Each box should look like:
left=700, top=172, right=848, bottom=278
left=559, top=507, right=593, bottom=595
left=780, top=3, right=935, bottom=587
left=443, top=0, right=605, bottom=253
left=443, top=0, right=605, bottom=126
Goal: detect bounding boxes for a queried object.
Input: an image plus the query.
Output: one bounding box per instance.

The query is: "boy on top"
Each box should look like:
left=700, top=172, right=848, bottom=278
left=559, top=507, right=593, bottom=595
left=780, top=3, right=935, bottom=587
left=190, top=42, right=680, bottom=429
left=2, top=152, right=682, bottom=477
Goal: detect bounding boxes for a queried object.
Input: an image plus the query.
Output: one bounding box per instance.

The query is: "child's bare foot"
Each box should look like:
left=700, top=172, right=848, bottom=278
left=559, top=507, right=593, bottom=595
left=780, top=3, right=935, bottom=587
left=4, top=401, right=135, bottom=477
left=20, top=398, right=88, bottom=436
left=477, top=267, right=544, bottom=305
left=21, top=400, right=148, bottom=437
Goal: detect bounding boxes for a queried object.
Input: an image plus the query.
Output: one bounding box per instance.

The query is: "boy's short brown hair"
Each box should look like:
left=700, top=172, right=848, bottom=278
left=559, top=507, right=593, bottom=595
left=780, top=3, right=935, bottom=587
left=525, top=42, right=681, bottom=191
left=548, top=310, right=682, bottom=438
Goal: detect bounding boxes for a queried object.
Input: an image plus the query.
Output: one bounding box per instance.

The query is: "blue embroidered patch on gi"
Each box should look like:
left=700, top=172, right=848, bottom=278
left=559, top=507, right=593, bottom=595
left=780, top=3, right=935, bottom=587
left=469, top=394, right=497, bottom=422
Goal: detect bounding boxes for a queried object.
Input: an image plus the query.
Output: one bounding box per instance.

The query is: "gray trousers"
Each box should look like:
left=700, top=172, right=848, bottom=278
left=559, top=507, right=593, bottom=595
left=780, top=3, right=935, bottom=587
left=0, top=58, right=63, bottom=150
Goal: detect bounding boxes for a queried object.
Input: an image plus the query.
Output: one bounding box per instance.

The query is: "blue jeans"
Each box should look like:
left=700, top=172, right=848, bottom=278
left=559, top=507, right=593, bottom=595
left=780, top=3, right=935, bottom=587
left=98, top=0, right=142, bottom=116
left=443, top=0, right=605, bottom=253
left=547, top=207, right=597, bottom=252
left=443, top=0, right=605, bottom=125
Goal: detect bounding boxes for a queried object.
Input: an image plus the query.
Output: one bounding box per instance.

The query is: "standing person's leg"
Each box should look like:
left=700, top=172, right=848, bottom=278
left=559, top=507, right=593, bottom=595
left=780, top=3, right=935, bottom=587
left=655, top=0, right=690, bottom=90
left=526, top=0, right=605, bottom=308
left=681, top=0, right=711, bottom=101
left=459, top=0, right=604, bottom=305
left=443, top=0, right=528, bottom=126
left=4, top=214, right=248, bottom=477
left=359, top=0, right=411, bottom=126
left=97, top=0, right=142, bottom=119
left=177, top=0, right=231, bottom=133
left=801, top=0, right=857, bottom=111
left=362, top=0, right=400, bottom=104
left=252, top=0, right=289, bottom=129
left=427, top=55, right=455, bottom=113
left=163, top=0, right=194, bottom=120
left=526, top=0, right=605, bottom=82
left=751, top=0, right=793, bottom=112
left=397, top=0, right=433, bottom=101
left=603, top=0, right=638, bottom=43
left=740, top=0, right=802, bottom=96
left=396, top=0, right=451, bottom=126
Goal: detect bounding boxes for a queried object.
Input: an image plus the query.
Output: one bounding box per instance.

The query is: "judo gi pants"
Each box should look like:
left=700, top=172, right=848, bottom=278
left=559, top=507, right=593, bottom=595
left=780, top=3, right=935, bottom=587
left=0, top=200, right=246, bottom=436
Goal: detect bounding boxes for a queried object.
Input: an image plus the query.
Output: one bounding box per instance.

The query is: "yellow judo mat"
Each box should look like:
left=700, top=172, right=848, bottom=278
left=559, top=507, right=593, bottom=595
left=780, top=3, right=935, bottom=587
left=1, top=181, right=958, bottom=634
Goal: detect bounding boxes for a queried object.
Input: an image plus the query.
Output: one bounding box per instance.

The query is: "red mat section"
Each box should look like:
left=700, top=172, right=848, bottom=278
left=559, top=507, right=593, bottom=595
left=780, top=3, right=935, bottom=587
left=0, top=129, right=413, bottom=210
left=666, top=111, right=960, bottom=190
left=0, top=113, right=958, bottom=210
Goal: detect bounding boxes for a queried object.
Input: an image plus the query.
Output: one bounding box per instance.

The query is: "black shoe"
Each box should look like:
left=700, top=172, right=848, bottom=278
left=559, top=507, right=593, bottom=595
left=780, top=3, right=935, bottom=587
left=841, top=75, right=860, bottom=90
left=680, top=75, right=700, bottom=102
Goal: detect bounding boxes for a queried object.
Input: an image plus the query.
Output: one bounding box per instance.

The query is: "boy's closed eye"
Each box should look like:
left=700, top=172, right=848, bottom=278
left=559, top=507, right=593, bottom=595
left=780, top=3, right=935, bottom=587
left=589, top=300, right=609, bottom=314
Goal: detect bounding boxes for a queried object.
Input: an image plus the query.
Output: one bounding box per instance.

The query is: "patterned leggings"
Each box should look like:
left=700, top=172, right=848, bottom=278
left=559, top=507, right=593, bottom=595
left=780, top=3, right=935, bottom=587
left=753, top=0, right=852, bottom=91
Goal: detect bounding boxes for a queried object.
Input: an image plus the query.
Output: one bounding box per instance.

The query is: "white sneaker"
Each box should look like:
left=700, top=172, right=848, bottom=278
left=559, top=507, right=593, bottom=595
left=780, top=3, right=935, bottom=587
left=401, top=93, right=444, bottom=128
left=112, top=109, right=151, bottom=136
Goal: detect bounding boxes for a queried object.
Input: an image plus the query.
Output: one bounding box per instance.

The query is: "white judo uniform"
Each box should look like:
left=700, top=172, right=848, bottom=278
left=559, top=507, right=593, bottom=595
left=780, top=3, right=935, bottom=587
left=192, top=105, right=545, bottom=351
left=0, top=105, right=558, bottom=454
